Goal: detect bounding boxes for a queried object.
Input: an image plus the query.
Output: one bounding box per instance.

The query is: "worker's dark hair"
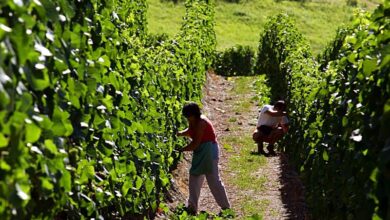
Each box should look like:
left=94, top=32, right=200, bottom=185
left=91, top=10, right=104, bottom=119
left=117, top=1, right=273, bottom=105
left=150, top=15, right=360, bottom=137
left=274, top=100, right=287, bottom=111
left=182, top=102, right=201, bottom=118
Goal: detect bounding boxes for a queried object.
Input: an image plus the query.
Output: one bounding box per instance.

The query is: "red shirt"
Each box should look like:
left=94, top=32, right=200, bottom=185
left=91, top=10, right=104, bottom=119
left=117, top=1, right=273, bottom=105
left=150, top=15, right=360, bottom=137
left=188, top=116, right=217, bottom=143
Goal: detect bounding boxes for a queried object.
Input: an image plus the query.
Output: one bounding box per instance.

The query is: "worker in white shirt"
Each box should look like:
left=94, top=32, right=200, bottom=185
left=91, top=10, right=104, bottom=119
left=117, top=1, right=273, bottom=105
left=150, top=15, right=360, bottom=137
left=252, top=100, right=289, bottom=156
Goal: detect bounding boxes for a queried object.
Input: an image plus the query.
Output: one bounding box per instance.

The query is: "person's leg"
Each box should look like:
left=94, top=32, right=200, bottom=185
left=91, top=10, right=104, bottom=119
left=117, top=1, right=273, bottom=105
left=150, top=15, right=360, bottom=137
left=267, top=127, right=285, bottom=155
left=188, top=174, right=205, bottom=214
left=205, top=159, right=230, bottom=210
left=253, top=129, right=266, bottom=155
left=266, top=143, right=276, bottom=156
left=258, top=141, right=266, bottom=155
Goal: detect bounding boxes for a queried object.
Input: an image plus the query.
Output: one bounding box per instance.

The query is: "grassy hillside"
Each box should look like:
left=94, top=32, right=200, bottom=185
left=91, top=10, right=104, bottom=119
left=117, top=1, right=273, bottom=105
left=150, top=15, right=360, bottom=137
left=146, top=0, right=382, bottom=55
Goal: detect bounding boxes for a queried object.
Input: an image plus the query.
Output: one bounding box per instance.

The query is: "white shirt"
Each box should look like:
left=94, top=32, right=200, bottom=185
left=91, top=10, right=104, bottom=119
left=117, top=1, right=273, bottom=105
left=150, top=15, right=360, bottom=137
left=256, top=105, right=289, bottom=128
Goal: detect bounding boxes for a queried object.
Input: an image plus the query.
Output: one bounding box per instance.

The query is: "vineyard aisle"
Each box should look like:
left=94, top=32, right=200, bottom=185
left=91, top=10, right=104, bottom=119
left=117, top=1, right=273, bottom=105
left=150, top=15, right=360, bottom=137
left=168, top=72, right=309, bottom=219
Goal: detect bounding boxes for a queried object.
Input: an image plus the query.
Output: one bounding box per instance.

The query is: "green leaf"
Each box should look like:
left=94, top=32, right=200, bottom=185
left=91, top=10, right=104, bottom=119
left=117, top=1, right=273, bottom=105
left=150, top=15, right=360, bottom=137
left=16, top=183, right=29, bottom=201
left=133, top=122, right=144, bottom=134
left=44, top=139, right=58, bottom=154
left=85, top=164, right=95, bottom=179
left=52, top=107, right=73, bottom=136
left=29, top=70, right=50, bottom=91
left=362, top=59, right=377, bottom=77
left=60, top=171, right=72, bottom=192
left=380, top=54, right=390, bottom=68
left=127, top=161, right=136, bottom=174
left=370, top=168, right=378, bottom=183
left=145, top=178, right=154, bottom=194
left=98, top=55, right=111, bottom=67
left=10, top=25, right=36, bottom=66
left=52, top=121, right=67, bottom=136
left=322, top=150, right=329, bottom=161
left=135, top=149, right=146, bottom=159
left=0, top=93, right=10, bottom=109
left=0, top=133, right=9, bottom=148
left=16, top=93, right=33, bottom=113
left=342, top=117, right=348, bottom=127
left=347, top=53, right=357, bottom=63
left=0, top=160, right=11, bottom=171
left=122, top=178, right=132, bottom=196
left=77, top=160, right=95, bottom=184
left=159, top=173, right=169, bottom=187
left=135, top=176, right=142, bottom=190
left=63, top=120, right=73, bottom=136
left=41, top=178, right=54, bottom=190
left=345, top=35, right=357, bottom=45
left=25, top=122, right=42, bottom=143
left=58, top=0, right=76, bottom=19
left=0, top=83, right=10, bottom=108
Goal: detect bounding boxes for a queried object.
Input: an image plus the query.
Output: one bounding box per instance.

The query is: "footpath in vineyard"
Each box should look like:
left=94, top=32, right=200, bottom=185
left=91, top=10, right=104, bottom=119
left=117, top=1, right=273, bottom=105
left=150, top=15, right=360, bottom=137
left=163, top=72, right=309, bottom=219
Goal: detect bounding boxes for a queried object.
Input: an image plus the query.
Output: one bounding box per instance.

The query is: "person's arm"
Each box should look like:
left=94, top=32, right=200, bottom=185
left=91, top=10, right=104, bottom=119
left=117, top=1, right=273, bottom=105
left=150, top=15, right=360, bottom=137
left=181, top=120, right=205, bottom=151
left=281, top=123, right=289, bottom=133
left=264, top=108, right=287, bottom=117
left=280, top=116, right=289, bottom=133
left=256, top=106, right=267, bottom=129
left=177, top=128, right=190, bottom=137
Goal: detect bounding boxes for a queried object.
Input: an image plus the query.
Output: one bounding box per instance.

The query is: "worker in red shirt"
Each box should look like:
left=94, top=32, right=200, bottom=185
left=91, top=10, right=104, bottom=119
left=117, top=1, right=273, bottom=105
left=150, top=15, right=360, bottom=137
left=177, top=102, right=231, bottom=215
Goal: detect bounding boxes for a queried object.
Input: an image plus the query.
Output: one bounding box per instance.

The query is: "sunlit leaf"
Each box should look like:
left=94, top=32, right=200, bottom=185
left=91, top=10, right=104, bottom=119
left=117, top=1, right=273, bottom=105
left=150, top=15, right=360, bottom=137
left=0, top=160, right=11, bottom=171
left=0, top=133, right=9, bottom=148
left=34, top=43, right=53, bottom=57
left=362, top=59, right=377, bottom=77
left=25, top=123, right=42, bottom=143
left=16, top=183, right=29, bottom=201
left=41, top=178, right=54, bottom=190
left=322, top=150, right=329, bottom=161
left=60, top=171, right=72, bottom=192
left=44, top=139, right=58, bottom=154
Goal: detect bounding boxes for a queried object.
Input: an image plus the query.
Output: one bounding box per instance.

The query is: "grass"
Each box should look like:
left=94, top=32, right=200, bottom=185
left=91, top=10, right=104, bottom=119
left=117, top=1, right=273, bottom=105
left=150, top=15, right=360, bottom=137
left=217, top=76, right=272, bottom=218
left=146, top=0, right=382, bottom=55
left=229, top=75, right=270, bottom=112
left=228, top=117, right=237, bottom=123
left=146, top=0, right=185, bottom=37
left=240, top=196, right=269, bottom=218
left=223, top=76, right=268, bottom=191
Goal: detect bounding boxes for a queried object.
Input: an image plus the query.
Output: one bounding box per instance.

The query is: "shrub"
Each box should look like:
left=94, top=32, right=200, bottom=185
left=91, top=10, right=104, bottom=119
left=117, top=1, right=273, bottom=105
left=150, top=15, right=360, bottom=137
left=317, top=26, right=352, bottom=71
left=255, top=13, right=312, bottom=102
left=213, top=45, right=255, bottom=76
left=347, top=0, right=358, bottom=7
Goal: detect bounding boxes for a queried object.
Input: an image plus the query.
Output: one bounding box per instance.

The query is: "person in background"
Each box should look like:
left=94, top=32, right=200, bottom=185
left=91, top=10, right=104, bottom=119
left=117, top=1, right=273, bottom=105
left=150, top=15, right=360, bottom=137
left=177, top=102, right=231, bottom=215
left=252, top=100, right=289, bottom=156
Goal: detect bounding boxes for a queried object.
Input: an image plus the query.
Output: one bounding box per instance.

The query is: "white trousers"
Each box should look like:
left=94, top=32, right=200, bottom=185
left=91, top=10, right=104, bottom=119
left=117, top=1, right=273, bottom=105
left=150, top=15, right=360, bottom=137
left=187, top=159, right=230, bottom=212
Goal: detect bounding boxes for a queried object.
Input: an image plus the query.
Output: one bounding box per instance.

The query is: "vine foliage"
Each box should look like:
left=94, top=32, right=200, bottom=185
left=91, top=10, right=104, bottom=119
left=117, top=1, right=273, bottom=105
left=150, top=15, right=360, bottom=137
left=0, top=0, right=215, bottom=218
left=256, top=4, right=390, bottom=219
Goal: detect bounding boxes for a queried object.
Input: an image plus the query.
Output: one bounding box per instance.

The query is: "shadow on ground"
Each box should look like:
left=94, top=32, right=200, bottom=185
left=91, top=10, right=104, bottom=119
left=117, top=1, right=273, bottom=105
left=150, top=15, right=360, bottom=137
left=278, top=153, right=310, bottom=220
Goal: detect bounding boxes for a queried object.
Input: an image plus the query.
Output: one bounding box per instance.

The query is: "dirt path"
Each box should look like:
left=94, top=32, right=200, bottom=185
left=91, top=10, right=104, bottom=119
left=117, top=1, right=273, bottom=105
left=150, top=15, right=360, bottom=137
left=163, top=72, right=309, bottom=219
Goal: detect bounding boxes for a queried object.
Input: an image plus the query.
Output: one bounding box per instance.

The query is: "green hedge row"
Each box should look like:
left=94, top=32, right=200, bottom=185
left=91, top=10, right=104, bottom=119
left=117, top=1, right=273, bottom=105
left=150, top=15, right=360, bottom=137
left=254, top=13, right=314, bottom=102
left=317, top=25, right=352, bottom=72
left=0, top=0, right=215, bottom=219
left=213, top=45, right=255, bottom=76
left=256, top=5, right=390, bottom=219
